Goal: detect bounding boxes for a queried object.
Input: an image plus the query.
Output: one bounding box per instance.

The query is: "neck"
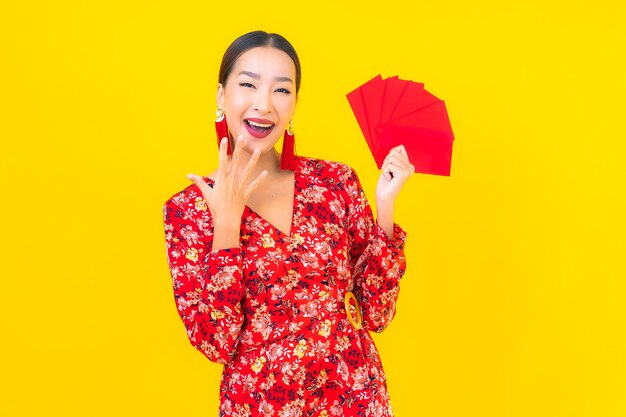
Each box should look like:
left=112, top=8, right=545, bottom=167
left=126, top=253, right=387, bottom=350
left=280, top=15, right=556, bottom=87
left=238, top=147, right=284, bottom=179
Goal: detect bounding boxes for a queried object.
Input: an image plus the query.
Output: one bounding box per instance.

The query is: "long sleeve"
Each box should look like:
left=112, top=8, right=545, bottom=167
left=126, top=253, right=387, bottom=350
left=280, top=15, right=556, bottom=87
left=162, top=185, right=245, bottom=364
left=344, top=166, right=407, bottom=333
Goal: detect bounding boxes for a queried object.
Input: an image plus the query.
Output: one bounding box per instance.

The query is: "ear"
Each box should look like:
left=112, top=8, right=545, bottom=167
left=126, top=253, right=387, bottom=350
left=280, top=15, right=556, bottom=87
left=216, top=83, right=224, bottom=109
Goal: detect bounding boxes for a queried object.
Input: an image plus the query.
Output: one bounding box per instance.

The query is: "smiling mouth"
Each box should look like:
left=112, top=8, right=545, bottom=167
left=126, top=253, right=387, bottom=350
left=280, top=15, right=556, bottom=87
left=245, top=119, right=274, bottom=132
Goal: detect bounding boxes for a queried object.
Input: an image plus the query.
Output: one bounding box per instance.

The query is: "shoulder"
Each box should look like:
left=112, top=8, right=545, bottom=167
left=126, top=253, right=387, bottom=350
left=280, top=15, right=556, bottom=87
left=162, top=178, right=212, bottom=222
left=293, top=156, right=364, bottom=207
left=294, top=155, right=357, bottom=184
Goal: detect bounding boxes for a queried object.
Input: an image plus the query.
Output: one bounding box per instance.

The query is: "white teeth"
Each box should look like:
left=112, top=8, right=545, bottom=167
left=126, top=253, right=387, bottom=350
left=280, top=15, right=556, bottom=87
left=247, top=120, right=273, bottom=128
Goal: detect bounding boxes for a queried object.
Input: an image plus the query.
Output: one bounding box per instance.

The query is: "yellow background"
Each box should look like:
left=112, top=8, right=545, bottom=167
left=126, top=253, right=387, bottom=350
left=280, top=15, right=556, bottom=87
left=1, top=1, right=625, bottom=416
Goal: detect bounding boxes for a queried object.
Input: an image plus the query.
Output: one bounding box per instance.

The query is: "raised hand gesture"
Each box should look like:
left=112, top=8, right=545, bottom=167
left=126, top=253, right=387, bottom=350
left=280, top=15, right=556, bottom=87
left=375, top=145, right=415, bottom=237
left=186, top=135, right=268, bottom=250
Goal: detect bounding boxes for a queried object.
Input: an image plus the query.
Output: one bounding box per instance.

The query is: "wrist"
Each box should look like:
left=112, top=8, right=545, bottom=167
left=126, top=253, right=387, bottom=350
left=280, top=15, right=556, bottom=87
left=212, top=220, right=242, bottom=250
left=375, top=201, right=395, bottom=238
left=375, top=198, right=395, bottom=217
left=212, top=212, right=242, bottom=231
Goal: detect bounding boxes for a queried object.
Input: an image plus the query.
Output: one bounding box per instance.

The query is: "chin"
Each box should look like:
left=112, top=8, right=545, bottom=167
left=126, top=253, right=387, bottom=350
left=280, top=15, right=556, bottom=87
left=241, top=139, right=276, bottom=156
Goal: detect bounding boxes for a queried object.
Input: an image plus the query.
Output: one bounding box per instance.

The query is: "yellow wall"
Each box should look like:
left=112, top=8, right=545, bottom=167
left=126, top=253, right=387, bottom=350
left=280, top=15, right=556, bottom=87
left=2, top=1, right=625, bottom=416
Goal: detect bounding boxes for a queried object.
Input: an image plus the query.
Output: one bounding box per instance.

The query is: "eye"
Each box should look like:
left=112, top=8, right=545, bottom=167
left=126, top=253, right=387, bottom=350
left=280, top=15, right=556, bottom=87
left=275, top=88, right=291, bottom=95
left=239, top=82, right=255, bottom=89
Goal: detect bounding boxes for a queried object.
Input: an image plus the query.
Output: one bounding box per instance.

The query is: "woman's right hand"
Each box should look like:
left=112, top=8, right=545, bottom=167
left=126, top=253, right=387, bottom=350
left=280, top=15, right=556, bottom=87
left=186, top=135, right=268, bottom=250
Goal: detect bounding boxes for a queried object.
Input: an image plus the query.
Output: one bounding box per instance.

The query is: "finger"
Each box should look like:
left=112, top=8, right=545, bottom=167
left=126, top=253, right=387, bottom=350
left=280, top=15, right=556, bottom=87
left=243, top=170, right=268, bottom=197
left=387, top=158, right=413, bottom=179
left=387, top=145, right=410, bottom=165
left=394, top=145, right=408, bottom=158
left=186, top=173, right=213, bottom=197
left=382, top=154, right=405, bottom=173
left=382, top=155, right=413, bottom=181
left=230, top=134, right=244, bottom=185
left=382, top=146, right=404, bottom=166
left=384, top=151, right=414, bottom=170
left=241, top=148, right=261, bottom=184
left=380, top=165, right=393, bottom=182
left=380, top=157, right=397, bottom=180
left=216, top=137, right=229, bottom=183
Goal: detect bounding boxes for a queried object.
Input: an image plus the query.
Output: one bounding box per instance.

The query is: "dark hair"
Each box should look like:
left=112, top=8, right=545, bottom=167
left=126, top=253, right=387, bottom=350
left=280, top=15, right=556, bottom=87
left=218, top=31, right=301, bottom=95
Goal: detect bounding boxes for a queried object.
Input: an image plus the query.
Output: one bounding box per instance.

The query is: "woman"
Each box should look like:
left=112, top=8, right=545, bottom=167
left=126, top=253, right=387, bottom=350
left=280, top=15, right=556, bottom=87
left=163, top=31, right=414, bottom=416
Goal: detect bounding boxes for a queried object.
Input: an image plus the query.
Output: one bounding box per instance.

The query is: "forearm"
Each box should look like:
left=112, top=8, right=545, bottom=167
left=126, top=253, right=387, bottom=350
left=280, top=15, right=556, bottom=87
left=375, top=199, right=395, bottom=239
left=164, top=197, right=245, bottom=364
left=357, top=222, right=407, bottom=332
left=211, top=214, right=242, bottom=250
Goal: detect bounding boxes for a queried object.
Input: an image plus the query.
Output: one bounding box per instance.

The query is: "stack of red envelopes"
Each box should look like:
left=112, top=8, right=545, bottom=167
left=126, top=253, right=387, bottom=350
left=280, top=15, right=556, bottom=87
left=346, top=75, right=455, bottom=176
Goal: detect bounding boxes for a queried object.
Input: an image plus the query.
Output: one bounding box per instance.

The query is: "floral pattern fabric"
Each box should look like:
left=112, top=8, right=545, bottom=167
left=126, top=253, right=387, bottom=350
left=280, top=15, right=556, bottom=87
left=163, top=156, right=407, bottom=417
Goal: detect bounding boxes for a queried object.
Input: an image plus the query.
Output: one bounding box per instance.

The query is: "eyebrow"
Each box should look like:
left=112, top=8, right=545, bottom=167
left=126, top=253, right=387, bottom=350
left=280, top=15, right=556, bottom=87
left=238, top=71, right=293, bottom=84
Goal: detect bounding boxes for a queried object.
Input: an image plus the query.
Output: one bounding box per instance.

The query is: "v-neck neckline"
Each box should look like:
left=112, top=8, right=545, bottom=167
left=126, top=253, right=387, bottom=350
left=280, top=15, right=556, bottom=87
left=205, top=160, right=299, bottom=239
left=245, top=169, right=298, bottom=238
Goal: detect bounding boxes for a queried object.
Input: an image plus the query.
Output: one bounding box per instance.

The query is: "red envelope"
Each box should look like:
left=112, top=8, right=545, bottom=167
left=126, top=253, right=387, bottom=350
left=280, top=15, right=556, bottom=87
left=346, top=74, right=382, bottom=160
left=361, top=76, right=397, bottom=152
left=379, top=124, right=454, bottom=176
left=380, top=77, right=409, bottom=126
left=346, top=75, right=455, bottom=176
left=376, top=100, right=452, bottom=137
left=389, top=80, right=438, bottom=120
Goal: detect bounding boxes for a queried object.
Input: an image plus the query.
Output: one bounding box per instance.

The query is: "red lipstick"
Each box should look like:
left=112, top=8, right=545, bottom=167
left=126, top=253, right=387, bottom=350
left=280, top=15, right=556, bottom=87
left=244, top=118, right=275, bottom=139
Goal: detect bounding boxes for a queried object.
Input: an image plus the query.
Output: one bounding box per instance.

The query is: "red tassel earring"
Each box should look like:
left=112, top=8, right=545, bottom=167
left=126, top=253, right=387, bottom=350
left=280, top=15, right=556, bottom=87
left=215, top=108, right=232, bottom=155
left=281, top=120, right=297, bottom=170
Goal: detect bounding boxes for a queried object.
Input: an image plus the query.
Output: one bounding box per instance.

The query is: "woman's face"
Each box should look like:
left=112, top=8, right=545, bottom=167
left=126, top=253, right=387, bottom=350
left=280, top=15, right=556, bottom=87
left=217, top=46, right=297, bottom=156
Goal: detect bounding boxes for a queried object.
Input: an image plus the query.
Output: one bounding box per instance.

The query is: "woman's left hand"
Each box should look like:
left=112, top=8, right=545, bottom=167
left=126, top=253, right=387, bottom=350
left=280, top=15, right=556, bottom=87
left=375, top=145, right=415, bottom=204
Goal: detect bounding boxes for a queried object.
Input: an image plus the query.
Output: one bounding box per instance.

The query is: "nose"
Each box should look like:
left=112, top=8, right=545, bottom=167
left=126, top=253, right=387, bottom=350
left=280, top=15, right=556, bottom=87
left=253, top=89, right=272, bottom=114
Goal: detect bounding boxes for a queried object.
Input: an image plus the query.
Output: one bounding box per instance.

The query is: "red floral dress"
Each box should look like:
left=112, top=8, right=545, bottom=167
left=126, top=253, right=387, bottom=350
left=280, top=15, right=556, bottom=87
left=163, top=156, right=407, bottom=417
